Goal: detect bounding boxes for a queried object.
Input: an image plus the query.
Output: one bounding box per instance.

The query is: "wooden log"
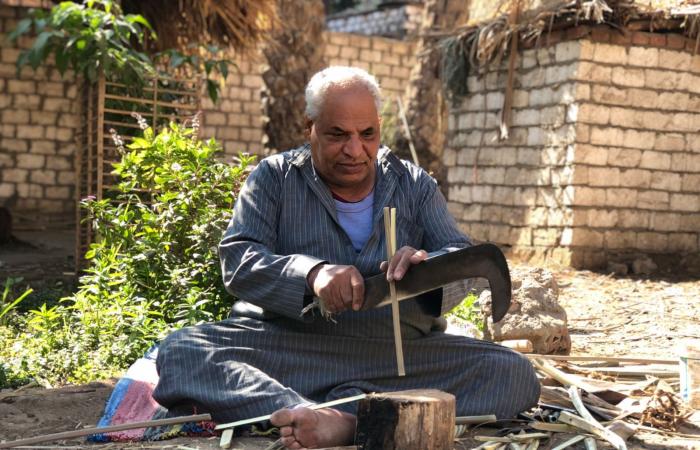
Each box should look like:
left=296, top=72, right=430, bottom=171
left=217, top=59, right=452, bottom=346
left=355, top=389, right=455, bottom=450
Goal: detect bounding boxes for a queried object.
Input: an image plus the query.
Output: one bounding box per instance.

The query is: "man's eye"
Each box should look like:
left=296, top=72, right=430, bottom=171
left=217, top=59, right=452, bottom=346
left=362, top=130, right=375, bottom=138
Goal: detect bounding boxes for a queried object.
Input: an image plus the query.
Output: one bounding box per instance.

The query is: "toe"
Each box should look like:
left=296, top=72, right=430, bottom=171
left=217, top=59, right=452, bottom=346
left=270, top=408, right=294, bottom=427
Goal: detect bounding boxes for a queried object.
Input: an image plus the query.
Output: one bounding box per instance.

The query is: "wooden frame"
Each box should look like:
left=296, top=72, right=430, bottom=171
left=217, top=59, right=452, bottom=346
left=74, top=74, right=201, bottom=272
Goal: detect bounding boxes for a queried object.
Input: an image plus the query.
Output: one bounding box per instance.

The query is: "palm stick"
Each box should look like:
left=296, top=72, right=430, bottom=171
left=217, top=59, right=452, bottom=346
left=384, top=206, right=405, bottom=376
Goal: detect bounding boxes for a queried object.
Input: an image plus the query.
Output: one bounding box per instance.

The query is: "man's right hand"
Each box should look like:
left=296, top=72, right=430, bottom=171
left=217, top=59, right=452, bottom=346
left=307, top=264, right=365, bottom=313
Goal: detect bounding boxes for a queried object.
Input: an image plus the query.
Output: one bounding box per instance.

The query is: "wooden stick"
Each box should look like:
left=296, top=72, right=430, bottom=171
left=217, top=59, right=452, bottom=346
left=384, top=206, right=405, bottom=377
left=215, top=393, right=366, bottom=430
left=557, top=411, right=627, bottom=450
left=525, top=354, right=677, bottom=365
left=455, top=414, right=497, bottom=425
left=219, top=428, right=234, bottom=449
left=0, top=413, right=212, bottom=449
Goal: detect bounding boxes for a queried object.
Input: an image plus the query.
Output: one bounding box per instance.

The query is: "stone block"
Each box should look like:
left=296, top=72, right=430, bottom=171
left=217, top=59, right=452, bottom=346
left=242, top=75, right=261, bottom=89
left=514, top=187, right=537, bottom=206
left=680, top=216, right=700, bottom=235
left=608, top=107, right=644, bottom=129
left=618, top=209, right=650, bottom=229
left=29, top=140, right=56, bottom=155
left=578, top=104, right=610, bottom=125
left=46, top=155, right=71, bottom=171
left=623, top=129, right=656, bottom=150
left=529, top=87, right=553, bottom=106
left=512, top=90, right=529, bottom=107
left=654, top=133, right=686, bottom=152
left=43, top=98, right=72, bottom=112
left=17, top=183, right=43, bottom=198
left=30, top=111, right=58, bottom=125
left=645, top=69, right=682, bottom=90
left=486, top=91, right=504, bottom=110
left=540, top=105, right=566, bottom=126
left=555, top=41, right=580, bottom=62
left=527, top=207, right=549, bottom=226
left=608, top=148, right=642, bottom=168
left=472, top=185, right=494, bottom=203
left=370, top=62, right=391, bottom=76
left=567, top=228, right=604, bottom=247
left=575, top=143, right=608, bottom=165
left=16, top=153, right=44, bottom=169
left=45, top=186, right=70, bottom=199
left=670, top=193, right=700, bottom=212
left=462, top=204, right=482, bottom=221
left=604, top=230, right=637, bottom=249
left=520, top=69, right=546, bottom=89
left=612, top=67, right=645, bottom=88
left=512, top=108, right=540, bottom=127
left=636, top=232, right=668, bottom=251
left=590, top=126, right=623, bottom=148
left=659, top=49, right=691, bottom=69
left=650, top=172, right=681, bottom=192
left=30, top=169, right=55, bottom=185
left=545, top=64, right=576, bottom=84
left=570, top=165, right=589, bottom=184
left=628, top=46, right=659, bottom=67
left=591, top=85, right=626, bottom=105
left=626, top=88, right=658, bottom=108
left=668, top=233, right=698, bottom=252
left=482, top=205, right=504, bottom=222
left=57, top=170, right=74, bottom=185
left=55, top=127, right=73, bottom=142
left=448, top=185, right=471, bottom=204
left=479, top=167, right=506, bottom=184
left=2, top=168, right=27, bottom=183
left=588, top=167, right=620, bottom=186
left=533, top=228, right=561, bottom=246
left=37, top=82, right=65, bottom=97
left=639, top=151, right=671, bottom=170
left=593, top=43, right=627, bottom=64
left=575, top=62, right=611, bottom=84
left=619, top=168, right=651, bottom=188
left=658, top=92, right=690, bottom=111
left=2, top=108, right=29, bottom=124
left=1, top=138, right=27, bottom=153
left=588, top=209, right=618, bottom=228
left=606, top=188, right=637, bottom=207
left=650, top=212, right=680, bottom=232
left=0, top=183, right=15, bottom=197
left=575, top=186, right=606, bottom=206
left=637, top=190, right=669, bottom=210
left=447, top=166, right=469, bottom=183
left=8, top=80, right=35, bottom=94
left=575, top=124, right=590, bottom=144
left=681, top=174, right=700, bottom=192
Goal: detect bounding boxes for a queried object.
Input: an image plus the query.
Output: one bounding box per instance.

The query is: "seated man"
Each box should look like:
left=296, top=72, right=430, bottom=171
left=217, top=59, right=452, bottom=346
left=153, top=66, right=540, bottom=449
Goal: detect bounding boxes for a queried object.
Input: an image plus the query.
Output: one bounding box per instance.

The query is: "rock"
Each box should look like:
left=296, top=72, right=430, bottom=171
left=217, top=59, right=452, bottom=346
left=481, top=266, right=570, bottom=354
left=632, top=256, right=657, bottom=275
left=607, top=261, right=629, bottom=275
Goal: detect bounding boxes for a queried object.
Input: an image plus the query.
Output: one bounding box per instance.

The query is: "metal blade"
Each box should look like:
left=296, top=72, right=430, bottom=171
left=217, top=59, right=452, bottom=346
left=361, top=243, right=512, bottom=323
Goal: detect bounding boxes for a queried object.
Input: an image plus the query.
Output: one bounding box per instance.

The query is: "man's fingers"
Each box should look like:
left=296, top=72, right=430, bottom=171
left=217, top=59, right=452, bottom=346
left=392, top=249, right=415, bottom=281
left=410, top=249, right=428, bottom=263
left=350, top=271, right=365, bottom=311
left=387, top=247, right=428, bottom=281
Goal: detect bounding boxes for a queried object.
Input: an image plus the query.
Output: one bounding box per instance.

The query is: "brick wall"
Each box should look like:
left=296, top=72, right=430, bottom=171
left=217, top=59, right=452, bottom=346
left=327, top=3, right=423, bottom=40
left=446, top=30, right=700, bottom=269
left=201, top=32, right=416, bottom=158
left=0, top=5, right=80, bottom=222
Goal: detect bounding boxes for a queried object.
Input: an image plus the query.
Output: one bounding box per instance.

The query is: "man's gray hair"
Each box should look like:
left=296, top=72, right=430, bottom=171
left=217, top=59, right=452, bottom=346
left=305, top=66, right=382, bottom=120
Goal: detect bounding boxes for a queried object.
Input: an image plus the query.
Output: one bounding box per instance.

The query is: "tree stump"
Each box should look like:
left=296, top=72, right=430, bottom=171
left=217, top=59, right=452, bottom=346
left=354, top=389, right=455, bottom=450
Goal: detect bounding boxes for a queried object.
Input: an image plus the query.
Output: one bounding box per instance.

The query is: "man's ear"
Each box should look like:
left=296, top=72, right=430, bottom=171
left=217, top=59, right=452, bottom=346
left=304, top=117, right=313, bottom=138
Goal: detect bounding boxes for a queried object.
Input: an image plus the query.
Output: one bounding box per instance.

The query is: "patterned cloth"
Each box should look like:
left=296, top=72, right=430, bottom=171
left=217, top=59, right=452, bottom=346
left=89, top=347, right=216, bottom=442
left=153, top=146, right=541, bottom=424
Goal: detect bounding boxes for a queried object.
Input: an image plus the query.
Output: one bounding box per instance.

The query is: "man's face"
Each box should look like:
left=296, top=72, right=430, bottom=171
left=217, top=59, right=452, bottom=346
left=307, top=85, right=381, bottom=200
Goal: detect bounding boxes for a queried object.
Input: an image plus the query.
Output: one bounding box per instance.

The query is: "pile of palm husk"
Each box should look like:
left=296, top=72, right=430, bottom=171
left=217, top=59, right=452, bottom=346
left=440, top=0, right=700, bottom=100
left=455, top=355, right=698, bottom=449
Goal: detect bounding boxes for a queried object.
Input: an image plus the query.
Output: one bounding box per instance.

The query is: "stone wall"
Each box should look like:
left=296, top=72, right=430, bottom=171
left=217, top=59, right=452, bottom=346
left=327, top=3, right=423, bottom=39
left=201, top=32, right=416, bottom=158
left=0, top=5, right=80, bottom=222
left=446, top=28, right=700, bottom=269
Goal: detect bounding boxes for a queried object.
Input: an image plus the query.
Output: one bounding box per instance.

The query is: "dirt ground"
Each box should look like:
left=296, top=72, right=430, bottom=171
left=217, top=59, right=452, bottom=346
left=1, top=255, right=699, bottom=449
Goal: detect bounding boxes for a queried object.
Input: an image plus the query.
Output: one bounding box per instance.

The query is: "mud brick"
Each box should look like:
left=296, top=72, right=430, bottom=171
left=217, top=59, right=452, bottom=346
left=566, top=25, right=591, bottom=40
left=610, top=30, right=632, bottom=46
left=590, top=26, right=611, bottom=43
left=667, top=34, right=687, bottom=50
left=649, top=34, right=667, bottom=47
left=631, top=32, right=651, bottom=46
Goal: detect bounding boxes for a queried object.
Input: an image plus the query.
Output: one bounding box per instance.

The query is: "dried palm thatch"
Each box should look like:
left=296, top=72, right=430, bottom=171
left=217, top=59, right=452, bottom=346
left=440, top=0, right=700, bottom=101
left=121, top=0, right=278, bottom=54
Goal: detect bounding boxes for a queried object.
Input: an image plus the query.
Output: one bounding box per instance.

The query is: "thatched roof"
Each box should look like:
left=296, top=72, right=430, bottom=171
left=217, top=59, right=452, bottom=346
left=120, top=0, right=278, bottom=54
left=440, top=0, right=700, bottom=100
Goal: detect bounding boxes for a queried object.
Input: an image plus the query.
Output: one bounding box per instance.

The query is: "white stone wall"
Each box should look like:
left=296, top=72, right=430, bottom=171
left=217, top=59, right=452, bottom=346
left=446, top=36, right=700, bottom=268
left=0, top=5, right=79, bottom=220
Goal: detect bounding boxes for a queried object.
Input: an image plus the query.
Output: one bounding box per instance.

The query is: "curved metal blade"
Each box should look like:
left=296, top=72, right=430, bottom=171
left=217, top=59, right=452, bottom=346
left=361, top=243, right=512, bottom=323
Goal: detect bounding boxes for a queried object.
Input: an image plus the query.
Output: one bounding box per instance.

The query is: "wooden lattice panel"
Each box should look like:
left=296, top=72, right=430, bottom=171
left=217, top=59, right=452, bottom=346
left=75, top=75, right=200, bottom=271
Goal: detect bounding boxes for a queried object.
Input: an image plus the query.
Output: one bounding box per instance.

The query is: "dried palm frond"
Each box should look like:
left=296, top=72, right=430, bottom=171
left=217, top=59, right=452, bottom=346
left=121, top=0, right=278, bottom=54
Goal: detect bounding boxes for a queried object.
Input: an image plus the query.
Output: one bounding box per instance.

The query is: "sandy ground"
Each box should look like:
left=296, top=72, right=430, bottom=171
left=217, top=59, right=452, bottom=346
left=0, top=260, right=699, bottom=449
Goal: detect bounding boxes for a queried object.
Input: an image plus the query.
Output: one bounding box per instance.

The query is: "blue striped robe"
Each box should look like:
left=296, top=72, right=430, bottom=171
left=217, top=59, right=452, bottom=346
left=153, top=145, right=540, bottom=424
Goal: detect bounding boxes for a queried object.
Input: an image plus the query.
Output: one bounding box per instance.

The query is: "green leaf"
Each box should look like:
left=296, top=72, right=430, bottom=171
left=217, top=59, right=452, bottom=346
left=206, top=79, right=219, bottom=104
left=28, top=31, right=54, bottom=68
left=218, top=60, right=229, bottom=80
left=7, top=18, right=32, bottom=42
left=55, top=46, right=69, bottom=74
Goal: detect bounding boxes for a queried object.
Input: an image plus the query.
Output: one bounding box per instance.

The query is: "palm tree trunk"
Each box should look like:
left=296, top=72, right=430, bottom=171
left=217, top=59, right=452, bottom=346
left=402, top=0, right=469, bottom=184
left=261, top=0, right=327, bottom=153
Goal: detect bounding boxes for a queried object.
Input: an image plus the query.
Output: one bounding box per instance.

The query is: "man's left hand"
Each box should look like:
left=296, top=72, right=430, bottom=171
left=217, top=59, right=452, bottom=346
left=380, top=246, right=428, bottom=282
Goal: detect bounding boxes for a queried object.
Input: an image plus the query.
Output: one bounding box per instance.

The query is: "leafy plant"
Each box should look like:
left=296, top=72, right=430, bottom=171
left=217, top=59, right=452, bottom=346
left=7, top=0, right=232, bottom=102
left=447, top=293, right=484, bottom=331
left=0, top=278, right=32, bottom=326
left=1, top=121, right=254, bottom=385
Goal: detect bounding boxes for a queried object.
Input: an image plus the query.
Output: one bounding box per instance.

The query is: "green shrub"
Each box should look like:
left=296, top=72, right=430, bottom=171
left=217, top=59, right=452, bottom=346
left=447, top=293, right=484, bottom=332
left=1, top=122, right=254, bottom=385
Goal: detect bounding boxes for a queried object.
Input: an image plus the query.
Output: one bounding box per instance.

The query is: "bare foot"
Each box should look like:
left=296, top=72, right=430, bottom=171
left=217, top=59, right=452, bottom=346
left=269, top=407, right=356, bottom=449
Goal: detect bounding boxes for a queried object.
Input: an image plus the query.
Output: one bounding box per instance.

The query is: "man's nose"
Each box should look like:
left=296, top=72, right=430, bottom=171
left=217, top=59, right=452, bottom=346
left=343, top=134, right=363, bottom=157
